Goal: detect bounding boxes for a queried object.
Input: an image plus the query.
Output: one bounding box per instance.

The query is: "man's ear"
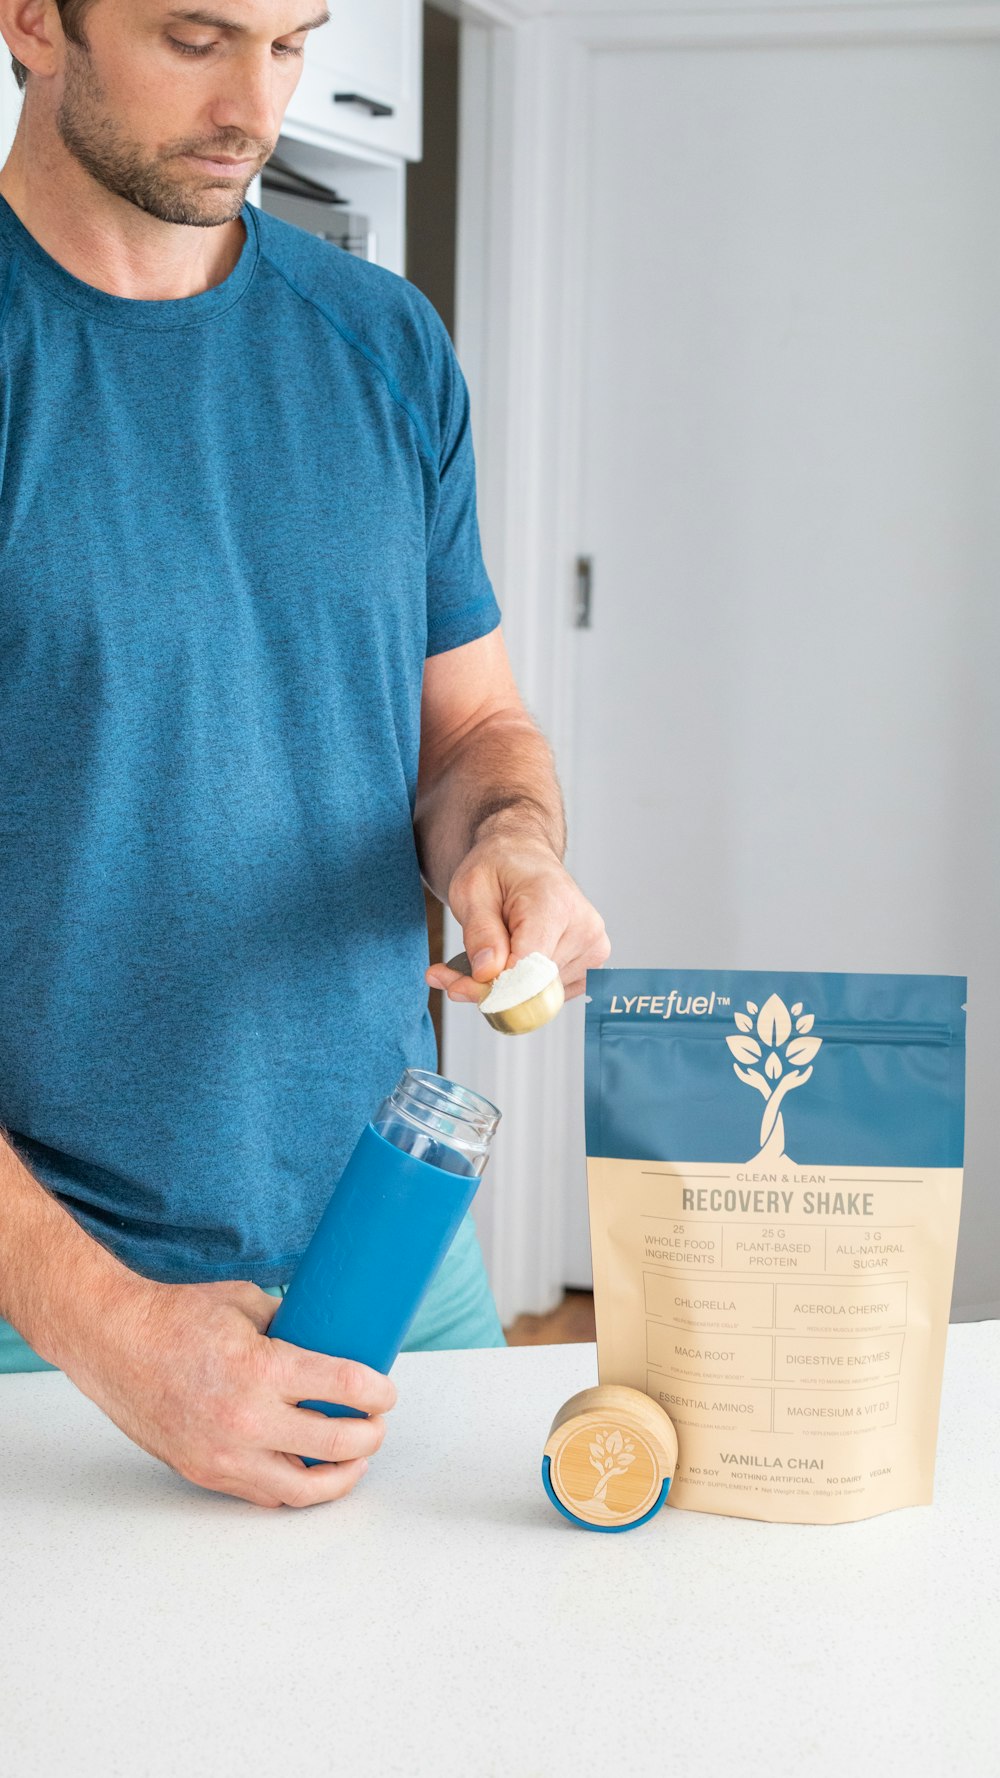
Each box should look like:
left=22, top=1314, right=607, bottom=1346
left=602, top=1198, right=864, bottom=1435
left=0, top=0, right=65, bottom=85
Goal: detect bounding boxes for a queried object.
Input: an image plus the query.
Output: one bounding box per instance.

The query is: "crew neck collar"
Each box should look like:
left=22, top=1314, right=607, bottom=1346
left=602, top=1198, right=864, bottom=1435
left=0, top=195, right=260, bottom=329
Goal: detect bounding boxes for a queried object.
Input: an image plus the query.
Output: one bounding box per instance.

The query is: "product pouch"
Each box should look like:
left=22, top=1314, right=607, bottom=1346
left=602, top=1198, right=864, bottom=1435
left=585, top=970, right=966, bottom=1524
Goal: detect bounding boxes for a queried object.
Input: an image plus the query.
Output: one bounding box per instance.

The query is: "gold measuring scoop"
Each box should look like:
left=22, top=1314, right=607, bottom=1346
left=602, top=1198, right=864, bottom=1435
left=444, top=951, right=566, bottom=1036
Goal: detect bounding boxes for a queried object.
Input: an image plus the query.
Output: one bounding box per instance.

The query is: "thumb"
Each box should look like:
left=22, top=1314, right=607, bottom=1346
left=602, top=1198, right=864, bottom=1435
left=458, top=906, right=511, bottom=984
left=234, top=1282, right=284, bottom=1334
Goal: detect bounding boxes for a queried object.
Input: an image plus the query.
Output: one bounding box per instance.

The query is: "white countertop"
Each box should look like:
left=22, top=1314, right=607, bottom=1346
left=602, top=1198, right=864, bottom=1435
left=2, top=1326, right=998, bottom=1778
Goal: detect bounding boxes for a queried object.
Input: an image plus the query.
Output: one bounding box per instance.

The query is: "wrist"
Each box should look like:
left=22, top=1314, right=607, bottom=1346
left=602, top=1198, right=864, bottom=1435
left=44, top=1261, right=160, bottom=1384
left=471, top=795, right=564, bottom=860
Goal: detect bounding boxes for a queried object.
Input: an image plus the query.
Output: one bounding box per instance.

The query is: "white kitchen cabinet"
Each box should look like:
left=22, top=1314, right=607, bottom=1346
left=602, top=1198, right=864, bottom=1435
left=286, top=0, right=422, bottom=163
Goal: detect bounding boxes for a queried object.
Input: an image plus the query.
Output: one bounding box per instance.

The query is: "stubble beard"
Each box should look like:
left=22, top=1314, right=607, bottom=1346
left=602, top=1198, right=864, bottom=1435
left=56, top=46, right=270, bottom=227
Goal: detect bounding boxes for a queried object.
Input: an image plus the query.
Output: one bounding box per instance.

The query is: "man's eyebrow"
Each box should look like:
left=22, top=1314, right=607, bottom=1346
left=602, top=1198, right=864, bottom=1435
left=166, top=8, right=331, bottom=32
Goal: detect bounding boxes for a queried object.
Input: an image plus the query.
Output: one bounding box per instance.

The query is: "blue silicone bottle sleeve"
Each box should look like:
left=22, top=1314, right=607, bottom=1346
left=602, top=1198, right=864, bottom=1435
left=266, top=1123, right=480, bottom=1435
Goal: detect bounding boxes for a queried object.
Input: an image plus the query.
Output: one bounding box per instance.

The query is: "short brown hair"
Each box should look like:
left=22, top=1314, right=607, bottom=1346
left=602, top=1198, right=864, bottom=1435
left=10, top=0, right=99, bottom=90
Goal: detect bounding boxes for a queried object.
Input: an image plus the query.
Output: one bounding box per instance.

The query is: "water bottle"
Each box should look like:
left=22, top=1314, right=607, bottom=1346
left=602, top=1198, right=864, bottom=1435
left=267, top=1068, right=501, bottom=1458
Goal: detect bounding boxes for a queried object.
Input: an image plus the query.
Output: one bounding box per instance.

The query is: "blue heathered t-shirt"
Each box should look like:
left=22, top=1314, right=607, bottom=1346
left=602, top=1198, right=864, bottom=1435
left=0, top=196, right=500, bottom=1285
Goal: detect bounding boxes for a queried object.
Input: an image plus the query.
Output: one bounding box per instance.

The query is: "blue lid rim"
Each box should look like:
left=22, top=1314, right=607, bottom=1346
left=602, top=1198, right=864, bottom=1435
left=541, top=1456, right=670, bottom=1533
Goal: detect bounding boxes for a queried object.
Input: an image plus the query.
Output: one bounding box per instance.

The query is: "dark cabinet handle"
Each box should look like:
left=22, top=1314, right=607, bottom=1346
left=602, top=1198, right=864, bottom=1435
left=333, top=92, right=395, bottom=119
left=575, top=556, right=593, bottom=629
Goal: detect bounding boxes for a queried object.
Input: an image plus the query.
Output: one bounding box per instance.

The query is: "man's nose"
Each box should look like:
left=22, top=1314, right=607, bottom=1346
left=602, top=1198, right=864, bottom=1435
left=208, top=52, right=284, bottom=148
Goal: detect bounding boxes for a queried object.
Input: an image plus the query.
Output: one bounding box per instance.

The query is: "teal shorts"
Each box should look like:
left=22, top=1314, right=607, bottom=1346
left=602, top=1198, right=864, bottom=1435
left=0, top=1211, right=505, bottom=1374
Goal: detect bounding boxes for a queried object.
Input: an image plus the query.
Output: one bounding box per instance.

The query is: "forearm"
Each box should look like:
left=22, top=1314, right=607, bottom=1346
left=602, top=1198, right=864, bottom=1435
left=0, top=1131, right=143, bottom=1373
left=414, top=709, right=567, bottom=903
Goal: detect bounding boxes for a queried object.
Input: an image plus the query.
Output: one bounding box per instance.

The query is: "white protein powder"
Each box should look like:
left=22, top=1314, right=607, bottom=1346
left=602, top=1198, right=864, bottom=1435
left=479, top=952, right=560, bottom=1014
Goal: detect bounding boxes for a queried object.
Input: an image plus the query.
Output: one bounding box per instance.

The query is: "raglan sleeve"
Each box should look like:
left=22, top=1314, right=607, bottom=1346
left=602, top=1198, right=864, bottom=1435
left=423, top=321, right=501, bottom=658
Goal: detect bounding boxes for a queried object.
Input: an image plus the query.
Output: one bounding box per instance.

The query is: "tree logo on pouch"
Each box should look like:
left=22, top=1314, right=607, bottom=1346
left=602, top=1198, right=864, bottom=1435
left=726, top=993, right=823, bottom=1162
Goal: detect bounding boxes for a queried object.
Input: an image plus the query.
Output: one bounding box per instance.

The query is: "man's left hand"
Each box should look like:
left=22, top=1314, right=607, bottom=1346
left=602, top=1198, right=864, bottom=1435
left=425, top=835, right=611, bottom=1004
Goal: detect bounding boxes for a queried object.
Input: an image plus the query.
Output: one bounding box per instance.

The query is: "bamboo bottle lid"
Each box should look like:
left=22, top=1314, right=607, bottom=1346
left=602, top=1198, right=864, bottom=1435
left=542, top=1385, right=678, bottom=1532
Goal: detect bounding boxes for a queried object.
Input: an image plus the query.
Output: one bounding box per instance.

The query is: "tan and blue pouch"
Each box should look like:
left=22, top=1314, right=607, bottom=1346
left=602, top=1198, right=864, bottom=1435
left=584, top=970, right=966, bottom=1523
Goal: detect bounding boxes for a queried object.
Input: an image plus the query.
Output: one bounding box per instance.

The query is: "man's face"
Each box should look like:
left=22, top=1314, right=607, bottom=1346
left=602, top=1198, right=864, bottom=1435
left=54, top=1, right=329, bottom=227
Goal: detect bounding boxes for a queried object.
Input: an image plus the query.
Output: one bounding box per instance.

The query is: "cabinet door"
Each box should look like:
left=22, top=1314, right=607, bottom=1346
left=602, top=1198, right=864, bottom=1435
left=286, top=0, right=422, bottom=162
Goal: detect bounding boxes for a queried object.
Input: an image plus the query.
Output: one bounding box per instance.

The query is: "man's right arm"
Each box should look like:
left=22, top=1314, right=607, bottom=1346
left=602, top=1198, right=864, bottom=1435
left=0, top=1130, right=142, bottom=1376
left=0, top=1133, right=395, bottom=1506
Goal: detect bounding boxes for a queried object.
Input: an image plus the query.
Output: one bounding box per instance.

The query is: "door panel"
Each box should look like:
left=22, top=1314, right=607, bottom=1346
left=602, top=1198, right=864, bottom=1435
left=564, top=42, right=1000, bottom=1304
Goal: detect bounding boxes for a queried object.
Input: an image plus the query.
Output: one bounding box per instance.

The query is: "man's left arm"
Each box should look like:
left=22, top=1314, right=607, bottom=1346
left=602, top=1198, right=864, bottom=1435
left=415, top=627, right=611, bottom=1004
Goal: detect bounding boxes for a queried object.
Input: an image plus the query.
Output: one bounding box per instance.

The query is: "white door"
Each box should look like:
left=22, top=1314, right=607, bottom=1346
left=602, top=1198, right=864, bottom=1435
left=562, top=36, right=1000, bottom=1314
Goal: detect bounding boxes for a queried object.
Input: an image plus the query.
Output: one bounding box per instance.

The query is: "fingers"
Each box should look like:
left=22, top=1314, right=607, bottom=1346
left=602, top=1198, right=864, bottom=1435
left=445, top=861, right=512, bottom=983
left=272, top=1406, right=389, bottom=1468
left=430, top=939, right=609, bottom=1006
left=430, top=845, right=611, bottom=1015
left=505, top=904, right=569, bottom=970
left=276, top=1455, right=371, bottom=1507
left=269, top=1341, right=398, bottom=1418
left=555, top=919, right=612, bottom=998
left=272, top=1454, right=371, bottom=1507
left=184, top=1343, right=396, bottom=1509
left=428, top=927, right=610, bottom=1006
left=229, top=1452, right=373, bottom=1509
left=456, top=919, right=511, bottom=984
left=507, top=902, right=611, bottom=992
left=425, top=962, right=491, bottom=1004
left=561, top=975, right=588, bottom=1002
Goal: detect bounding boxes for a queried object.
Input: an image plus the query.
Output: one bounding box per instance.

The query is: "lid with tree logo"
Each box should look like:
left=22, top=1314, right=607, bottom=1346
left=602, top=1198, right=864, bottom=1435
left=542, top=1385, right=678, bottom=1532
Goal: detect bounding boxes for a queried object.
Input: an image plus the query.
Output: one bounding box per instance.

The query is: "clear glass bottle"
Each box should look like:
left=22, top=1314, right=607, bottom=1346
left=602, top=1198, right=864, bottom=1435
left=372, top=1068, right=499, bottom=1177
left=267, top=1069, right=501, bottom=1450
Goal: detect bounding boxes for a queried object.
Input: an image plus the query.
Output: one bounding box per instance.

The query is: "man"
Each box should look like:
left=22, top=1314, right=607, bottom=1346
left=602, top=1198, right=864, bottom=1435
left=0, top=0, right=609, bottom=1507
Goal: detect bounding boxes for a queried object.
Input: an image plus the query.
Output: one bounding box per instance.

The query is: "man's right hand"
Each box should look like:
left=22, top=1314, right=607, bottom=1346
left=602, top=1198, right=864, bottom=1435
left=64, top=1277, right=395, bottom=1509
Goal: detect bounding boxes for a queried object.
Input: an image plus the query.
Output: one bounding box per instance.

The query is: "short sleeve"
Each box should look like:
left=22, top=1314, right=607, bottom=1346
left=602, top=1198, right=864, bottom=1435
left=424, top=336, right=501, bottom=658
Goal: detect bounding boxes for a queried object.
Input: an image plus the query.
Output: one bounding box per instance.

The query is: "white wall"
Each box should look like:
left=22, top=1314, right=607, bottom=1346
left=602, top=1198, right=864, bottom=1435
left=453, top=1, right=1000, bottom=1324
left=0, top=53, right=20, bottom=164
left=567, top=33, right=1000, bottom=1317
